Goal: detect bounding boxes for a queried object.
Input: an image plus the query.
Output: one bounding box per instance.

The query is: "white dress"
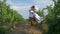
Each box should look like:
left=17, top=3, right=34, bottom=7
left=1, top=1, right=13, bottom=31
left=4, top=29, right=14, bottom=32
left=29, top=10, right=43, bottom=23
left=33, top=13, right=43, bottom=23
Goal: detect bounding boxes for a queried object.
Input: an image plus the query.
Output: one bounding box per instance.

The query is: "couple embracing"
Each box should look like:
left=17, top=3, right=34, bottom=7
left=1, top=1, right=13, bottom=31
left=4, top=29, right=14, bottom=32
left=29, top=5, right=43, bottom=26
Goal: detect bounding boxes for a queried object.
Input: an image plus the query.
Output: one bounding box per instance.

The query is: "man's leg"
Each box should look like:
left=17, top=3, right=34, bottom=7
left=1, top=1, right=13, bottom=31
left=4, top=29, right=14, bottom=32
left=31, top=18, right=34, bottom=26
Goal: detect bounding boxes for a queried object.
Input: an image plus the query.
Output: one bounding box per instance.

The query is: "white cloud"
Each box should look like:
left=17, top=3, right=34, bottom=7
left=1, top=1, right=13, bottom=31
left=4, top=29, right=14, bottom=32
left=33, top=0, right=53, bottom=6
left=6, top=0, right=32, bottom=18
left=10, top=5, right=31, bottom=19
left=6, top=0, right=13, bottom=5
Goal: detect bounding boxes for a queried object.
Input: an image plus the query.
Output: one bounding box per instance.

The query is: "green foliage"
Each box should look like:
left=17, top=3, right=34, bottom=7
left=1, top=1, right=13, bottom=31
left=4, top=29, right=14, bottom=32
left=0, top=26, right=10, bottom=34
left=42, top=0, right=60, bottom=34
left=0, top=0, right=25, bottom=33
left=0, top=0, right=24, bottom=26
left=35, top=0, right=60, bottom=34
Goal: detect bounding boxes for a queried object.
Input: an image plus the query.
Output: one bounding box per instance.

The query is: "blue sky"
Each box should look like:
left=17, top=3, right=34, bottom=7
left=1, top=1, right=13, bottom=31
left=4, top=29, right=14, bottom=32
left=6, top=0, right=54, bottom=19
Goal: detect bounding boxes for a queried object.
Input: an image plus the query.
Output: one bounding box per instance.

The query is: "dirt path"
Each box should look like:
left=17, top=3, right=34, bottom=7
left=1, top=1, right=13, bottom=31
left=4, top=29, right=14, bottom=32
left=10, top=23, right=42, bottom=34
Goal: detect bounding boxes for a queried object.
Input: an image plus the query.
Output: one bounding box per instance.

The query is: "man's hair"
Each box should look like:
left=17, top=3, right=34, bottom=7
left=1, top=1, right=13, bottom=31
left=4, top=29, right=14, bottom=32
left=31, top=5, right=35, bottom=8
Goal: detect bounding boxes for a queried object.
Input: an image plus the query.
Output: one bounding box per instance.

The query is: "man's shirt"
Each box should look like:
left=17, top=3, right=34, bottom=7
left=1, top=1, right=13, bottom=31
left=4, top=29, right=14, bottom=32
left=29, top=10, right=34, bottom=18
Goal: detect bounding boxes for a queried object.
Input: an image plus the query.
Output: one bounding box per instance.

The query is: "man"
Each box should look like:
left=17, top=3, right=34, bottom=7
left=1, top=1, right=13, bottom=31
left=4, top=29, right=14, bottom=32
left=29, top=5, right=36, bottom=26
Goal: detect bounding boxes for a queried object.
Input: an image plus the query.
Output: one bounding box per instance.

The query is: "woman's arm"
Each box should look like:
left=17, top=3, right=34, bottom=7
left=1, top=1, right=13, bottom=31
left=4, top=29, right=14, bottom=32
left=29, top=10, right=34, bottom=13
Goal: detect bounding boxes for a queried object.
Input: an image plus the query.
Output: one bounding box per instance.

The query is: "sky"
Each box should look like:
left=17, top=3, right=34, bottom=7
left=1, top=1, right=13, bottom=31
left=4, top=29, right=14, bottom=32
left=6, top=0, right=54, bottom=19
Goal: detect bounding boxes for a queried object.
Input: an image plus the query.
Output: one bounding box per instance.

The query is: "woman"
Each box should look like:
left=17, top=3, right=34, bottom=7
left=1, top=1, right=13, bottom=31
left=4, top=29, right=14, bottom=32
left=29, top=5, right=36, bottom=26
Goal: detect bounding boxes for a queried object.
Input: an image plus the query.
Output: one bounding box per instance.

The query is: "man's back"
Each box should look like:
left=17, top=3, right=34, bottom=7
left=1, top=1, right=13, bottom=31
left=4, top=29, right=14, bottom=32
left=29, top=10, right=34, bottom=18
